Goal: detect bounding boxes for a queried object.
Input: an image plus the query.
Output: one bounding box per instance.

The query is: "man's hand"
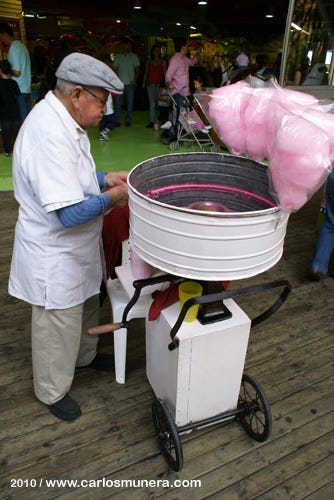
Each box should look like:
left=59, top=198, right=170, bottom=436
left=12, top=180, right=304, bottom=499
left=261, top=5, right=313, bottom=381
left=105, top=171, right=128, bottom=188
left=105, top=185, right=128, bottom=208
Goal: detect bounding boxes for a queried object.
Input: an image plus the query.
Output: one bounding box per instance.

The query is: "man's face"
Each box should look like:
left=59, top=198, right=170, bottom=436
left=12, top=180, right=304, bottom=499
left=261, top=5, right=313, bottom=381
left=123, top=42, right=131, bottom=53
left=72, top=86, right=109, bottom=130
left=180, top=44, right=189, bottom=56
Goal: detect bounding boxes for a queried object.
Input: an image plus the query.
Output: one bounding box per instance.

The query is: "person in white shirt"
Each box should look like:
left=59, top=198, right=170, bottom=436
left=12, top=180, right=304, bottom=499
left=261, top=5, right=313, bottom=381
left=9, top=53, right=128, bottom=421
left=99, top=92, right=117, bottom=140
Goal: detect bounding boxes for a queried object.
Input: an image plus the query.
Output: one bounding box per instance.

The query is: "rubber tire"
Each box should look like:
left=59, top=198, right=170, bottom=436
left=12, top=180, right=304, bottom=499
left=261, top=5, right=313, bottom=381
left=238, top=373, right=272, bottom=442
left=152, top=398, right=183, bottom=471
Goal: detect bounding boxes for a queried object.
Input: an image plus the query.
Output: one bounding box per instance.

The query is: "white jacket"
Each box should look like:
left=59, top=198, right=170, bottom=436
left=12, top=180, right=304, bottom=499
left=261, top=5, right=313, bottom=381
left=9, top=91, right=104, bottom=309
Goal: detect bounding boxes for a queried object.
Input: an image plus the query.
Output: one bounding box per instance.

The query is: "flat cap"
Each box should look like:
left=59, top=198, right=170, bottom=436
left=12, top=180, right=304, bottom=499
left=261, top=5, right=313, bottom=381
left=55, top=52, right=124, bottom=94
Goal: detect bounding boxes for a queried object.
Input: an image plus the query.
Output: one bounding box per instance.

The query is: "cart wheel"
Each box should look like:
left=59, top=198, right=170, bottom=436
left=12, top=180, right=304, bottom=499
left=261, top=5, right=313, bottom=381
left=238, top=373, right=272, bottom=442
left=169, top=141, right=179, bottom=151
left=210, top=145, right=221, bottom=153
left=152, top=398, right=183, bottom=471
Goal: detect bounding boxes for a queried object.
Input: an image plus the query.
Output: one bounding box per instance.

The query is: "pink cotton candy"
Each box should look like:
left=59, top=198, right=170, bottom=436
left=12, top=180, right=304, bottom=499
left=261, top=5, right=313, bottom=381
left=273, top=114, right=330, bottom=155
left=273, top=85, right=318, bottom=110
left=244, top=88, right=276, bottom=160
left=269, top=154, right=309, bottom=211
left=269, top=148, right=330, bottom=211
left=201, top=81, right=334, bottom=212
left=208, top=81, right=251, bottom=154
left=301, top=107, right=334, bottom=158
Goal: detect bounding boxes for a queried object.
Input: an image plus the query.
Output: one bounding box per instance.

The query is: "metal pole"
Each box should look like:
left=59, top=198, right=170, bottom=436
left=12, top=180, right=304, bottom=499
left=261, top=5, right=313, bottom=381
left=279, top=0, right=296, bottom=86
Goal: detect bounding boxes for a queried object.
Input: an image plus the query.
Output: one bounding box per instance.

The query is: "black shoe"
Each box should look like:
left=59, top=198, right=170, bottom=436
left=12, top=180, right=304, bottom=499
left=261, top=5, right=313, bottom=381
left=48, top=394, right=81, bottom=421
left=309, top=268, right=323, bottom=281
left=146, top=122, right=154, bottom=128
left=88, top=353, right=114, bottom=371
left=125, top=122, right=131, bottom=127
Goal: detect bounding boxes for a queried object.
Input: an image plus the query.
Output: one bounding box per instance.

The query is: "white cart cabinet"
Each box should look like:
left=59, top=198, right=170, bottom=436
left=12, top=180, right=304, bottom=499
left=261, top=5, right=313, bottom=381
left=146, top=299, right=251, bottom=427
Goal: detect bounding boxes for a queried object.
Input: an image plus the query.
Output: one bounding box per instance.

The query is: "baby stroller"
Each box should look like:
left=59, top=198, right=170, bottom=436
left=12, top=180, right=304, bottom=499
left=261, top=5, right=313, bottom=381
left=166, top=93, right=221, bottom=152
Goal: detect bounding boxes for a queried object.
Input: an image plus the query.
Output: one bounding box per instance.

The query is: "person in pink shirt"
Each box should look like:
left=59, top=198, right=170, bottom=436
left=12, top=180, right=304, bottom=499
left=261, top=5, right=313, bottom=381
left=165, top=38, right=199, bottom=107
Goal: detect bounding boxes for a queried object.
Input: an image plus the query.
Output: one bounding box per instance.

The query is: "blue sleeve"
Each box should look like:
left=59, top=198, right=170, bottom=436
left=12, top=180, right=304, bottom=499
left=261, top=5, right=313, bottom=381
left=96, top=171, right=107, bottom=189
left=56, top=194, right=110, bottom=228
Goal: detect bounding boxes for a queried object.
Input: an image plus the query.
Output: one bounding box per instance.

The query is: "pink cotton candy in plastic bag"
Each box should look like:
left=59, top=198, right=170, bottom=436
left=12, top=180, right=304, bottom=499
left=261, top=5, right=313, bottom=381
left=301, top=107, right=334, bottom=158
left=269, top=114, right=332, bottom=211
left=244, top=87, right=276, bottom=161
left=272, top=84, right=319, bottom=110
left=273, top=114, right=331, bottom=155
left=208, top=81, right=251, bottom=154
left=269, top=157, right=309, bottom=211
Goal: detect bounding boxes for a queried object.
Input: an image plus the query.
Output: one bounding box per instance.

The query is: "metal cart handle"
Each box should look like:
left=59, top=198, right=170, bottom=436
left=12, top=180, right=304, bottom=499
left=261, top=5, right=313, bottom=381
left=88, top=273, right=179, bottom=335
left=168, top=280, right=292, bottom=351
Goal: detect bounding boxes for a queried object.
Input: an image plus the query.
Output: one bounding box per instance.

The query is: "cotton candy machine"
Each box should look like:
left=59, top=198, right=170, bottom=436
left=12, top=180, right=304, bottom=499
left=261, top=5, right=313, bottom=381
left=90, top=152, right=292, bottom=472
left=128, top=152, right=289, bottom=281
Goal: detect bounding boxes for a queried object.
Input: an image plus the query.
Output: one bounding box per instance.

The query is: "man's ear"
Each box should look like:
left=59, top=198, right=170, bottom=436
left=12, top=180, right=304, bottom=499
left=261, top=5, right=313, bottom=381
left=71, top=86, right=82, bottom=105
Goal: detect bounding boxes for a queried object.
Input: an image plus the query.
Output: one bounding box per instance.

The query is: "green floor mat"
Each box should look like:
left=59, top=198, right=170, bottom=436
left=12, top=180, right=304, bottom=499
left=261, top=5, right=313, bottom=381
left=0, top=110, right=220, bottom=191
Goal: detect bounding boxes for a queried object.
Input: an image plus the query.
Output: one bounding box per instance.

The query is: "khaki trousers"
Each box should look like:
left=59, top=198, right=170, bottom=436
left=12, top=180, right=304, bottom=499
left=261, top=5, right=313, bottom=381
left=31, top=295, right=99, bottom=405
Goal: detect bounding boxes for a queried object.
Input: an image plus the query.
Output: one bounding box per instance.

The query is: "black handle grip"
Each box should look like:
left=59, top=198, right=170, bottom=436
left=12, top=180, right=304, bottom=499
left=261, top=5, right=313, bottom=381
left=168, top=280, right=292, bottom=351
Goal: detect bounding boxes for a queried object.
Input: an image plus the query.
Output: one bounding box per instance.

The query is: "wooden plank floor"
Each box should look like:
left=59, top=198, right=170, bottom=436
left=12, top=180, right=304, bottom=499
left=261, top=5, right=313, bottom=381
left=0, top=189, right=333, bottom=499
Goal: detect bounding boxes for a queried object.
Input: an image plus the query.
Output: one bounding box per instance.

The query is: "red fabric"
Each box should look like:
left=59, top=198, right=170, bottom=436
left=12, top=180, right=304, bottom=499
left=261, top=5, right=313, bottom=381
left=148, top=61, right=165, bottom=84
left=148, top=282, right=181, bottom=321
left=102, top=205, right=129, bottom=279
left=222, top=281, right=230, bottom=290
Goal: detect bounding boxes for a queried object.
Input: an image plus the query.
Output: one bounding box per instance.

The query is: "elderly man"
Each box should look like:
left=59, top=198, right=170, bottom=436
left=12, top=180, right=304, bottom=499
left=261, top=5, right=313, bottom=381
left=9, top=53, right=128, bottom=421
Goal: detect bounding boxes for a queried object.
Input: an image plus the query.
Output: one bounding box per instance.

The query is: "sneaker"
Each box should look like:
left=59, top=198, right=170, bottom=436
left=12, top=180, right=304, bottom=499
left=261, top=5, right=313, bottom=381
left=146, top=122, right=154, bottom=128
left=4, top=152, right=11, bottom=157
left=99, top=130, right=109, bottom=141
left=125, top=122, right=131, bottom=127
left=47, top=394, right=81, bottom=421
left=161, top=120, right=172, bottom=130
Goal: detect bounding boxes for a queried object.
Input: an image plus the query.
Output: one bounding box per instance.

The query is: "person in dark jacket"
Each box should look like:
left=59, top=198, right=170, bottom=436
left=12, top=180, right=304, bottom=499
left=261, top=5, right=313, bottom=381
left=0, top=59, right=20, bottom=156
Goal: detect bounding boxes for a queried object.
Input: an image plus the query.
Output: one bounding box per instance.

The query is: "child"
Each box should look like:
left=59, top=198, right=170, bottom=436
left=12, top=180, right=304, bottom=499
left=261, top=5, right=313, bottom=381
left=0, top=60, right=20, bottom=156
left=192, top=75, right=205, bottom=94
left=99, top=93, right=117, bottom=141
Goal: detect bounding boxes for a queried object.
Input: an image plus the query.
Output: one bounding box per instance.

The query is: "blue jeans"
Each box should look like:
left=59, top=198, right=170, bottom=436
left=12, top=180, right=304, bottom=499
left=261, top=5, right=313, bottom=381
left=114, top=84, right=136, bottom=125
left=17, top=93, right=32, bottom=124
left=99, top=113, right=117, bottom=133
left=311, top=177, right=334, bottom=273
left=146, top=83, right=160, bottom=123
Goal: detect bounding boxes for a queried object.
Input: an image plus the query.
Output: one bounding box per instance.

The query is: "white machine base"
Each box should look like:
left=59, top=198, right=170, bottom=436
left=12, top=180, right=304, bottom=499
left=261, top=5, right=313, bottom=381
left=146, top=298, right=251, bottom=427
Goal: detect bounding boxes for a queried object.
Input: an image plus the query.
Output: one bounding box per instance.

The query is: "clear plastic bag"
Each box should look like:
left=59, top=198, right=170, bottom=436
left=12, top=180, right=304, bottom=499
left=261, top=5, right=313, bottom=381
left=196, top=80, right=334, bottom=212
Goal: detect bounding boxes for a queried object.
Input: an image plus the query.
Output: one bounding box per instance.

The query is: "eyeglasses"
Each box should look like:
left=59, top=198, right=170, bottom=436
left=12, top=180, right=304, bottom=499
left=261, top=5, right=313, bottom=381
left=81, top=87, right=108, bottom=107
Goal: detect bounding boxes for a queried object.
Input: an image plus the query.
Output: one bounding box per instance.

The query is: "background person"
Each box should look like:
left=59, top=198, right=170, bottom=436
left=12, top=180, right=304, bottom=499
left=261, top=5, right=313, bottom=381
left=0, top=59, right=20, bottom=157
left=236, top=46, right=249, bottom=68
left=142, top=44, right=167, bottom=128
left=310, top=169, right=334, bottom=280
left=112, top=37, right=140, bottom=127
left=99, top=92, right=117, bottom=141
left=165, top=38, right=199, bottom=108
left=0, top=22, right=32, bottom=124
left=8, top=52, right=128, bottom=422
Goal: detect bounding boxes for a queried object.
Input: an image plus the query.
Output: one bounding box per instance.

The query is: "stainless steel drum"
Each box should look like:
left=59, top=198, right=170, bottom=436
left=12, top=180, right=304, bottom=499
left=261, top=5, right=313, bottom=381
left=128, top=152, right=289, bottom=281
